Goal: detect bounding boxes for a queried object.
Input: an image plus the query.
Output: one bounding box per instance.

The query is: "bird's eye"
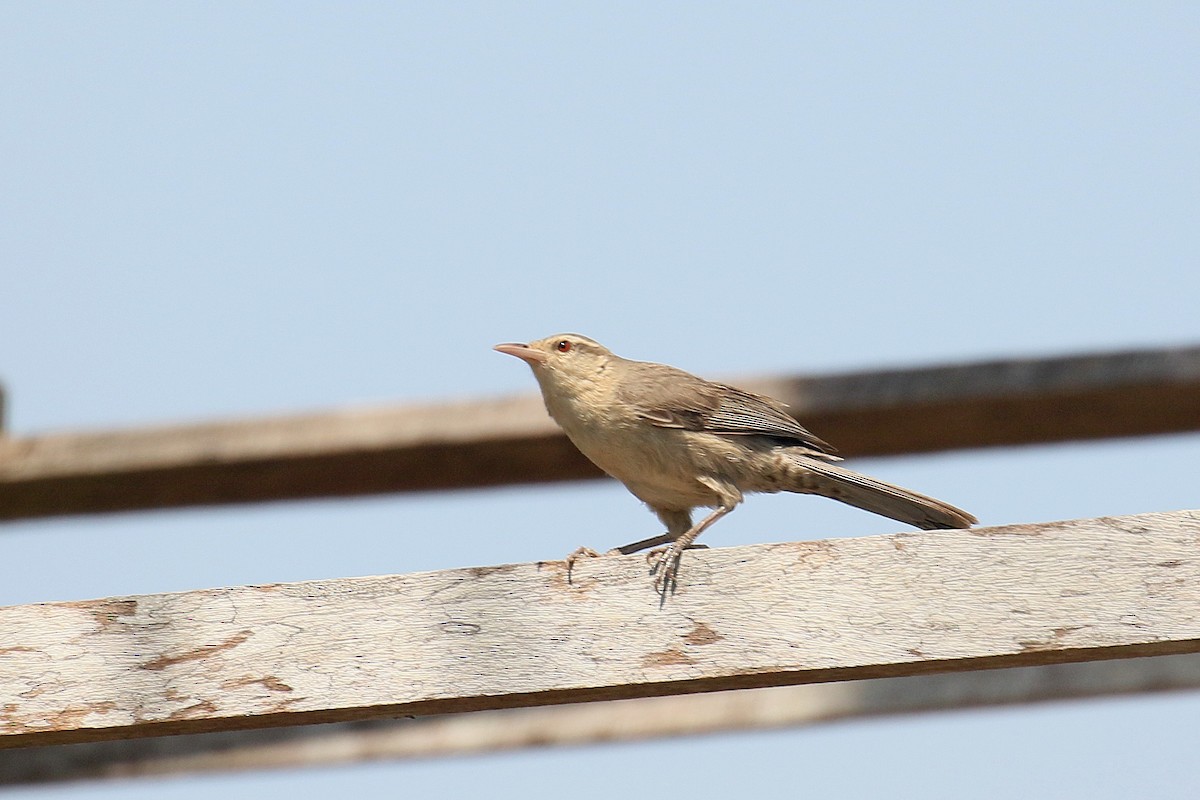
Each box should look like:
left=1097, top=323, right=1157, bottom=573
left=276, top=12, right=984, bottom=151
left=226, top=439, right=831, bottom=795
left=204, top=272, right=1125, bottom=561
left=556, top=340, right=572, bottom=353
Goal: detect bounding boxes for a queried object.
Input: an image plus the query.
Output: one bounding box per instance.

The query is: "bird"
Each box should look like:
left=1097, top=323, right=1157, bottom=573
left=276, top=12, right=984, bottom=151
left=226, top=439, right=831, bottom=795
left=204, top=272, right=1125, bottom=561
left=494, top=333, right=976, bottom=590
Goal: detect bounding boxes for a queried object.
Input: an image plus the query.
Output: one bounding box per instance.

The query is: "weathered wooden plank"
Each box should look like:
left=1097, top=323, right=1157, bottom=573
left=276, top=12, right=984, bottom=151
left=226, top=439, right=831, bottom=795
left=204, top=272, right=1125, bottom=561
left=1, top=345, right=1198, bottom=521
left=6, top=653, right=1199, bottom=785
left=2, top=510, right=1199, bottom=748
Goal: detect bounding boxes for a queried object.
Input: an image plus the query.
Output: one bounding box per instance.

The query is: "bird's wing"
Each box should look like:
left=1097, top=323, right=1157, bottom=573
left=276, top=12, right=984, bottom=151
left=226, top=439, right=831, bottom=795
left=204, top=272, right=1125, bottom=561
left=618, top=362, right=837, bottom=456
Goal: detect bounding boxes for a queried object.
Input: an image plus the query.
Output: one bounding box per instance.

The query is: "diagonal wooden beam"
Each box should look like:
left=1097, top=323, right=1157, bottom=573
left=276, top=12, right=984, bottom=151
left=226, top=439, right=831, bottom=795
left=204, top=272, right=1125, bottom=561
left=3, top=510, right=1199, bottom=749
left=1, top=344, right=1198, bottom=521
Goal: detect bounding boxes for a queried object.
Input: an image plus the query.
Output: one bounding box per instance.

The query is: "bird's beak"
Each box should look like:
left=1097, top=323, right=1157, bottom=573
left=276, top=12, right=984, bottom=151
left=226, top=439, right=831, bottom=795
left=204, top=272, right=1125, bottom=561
left=493, top=342, right=547, bottom=364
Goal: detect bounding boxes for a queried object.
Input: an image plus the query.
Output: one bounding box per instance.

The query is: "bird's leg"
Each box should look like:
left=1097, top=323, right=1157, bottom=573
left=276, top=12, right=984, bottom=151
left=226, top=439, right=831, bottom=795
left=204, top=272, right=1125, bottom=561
left=570, top=508, right=702, bottom=584
left=642, top=507, right=710, bottom=563
left=651, top=505, right=733, bottom=590
left=652, top=486, right=742, bottom=591
left=611, top=532, right=675, bottom=555
left=566, top=511, right=682, bottom=574
left=603, top=508, right=694, bottom=556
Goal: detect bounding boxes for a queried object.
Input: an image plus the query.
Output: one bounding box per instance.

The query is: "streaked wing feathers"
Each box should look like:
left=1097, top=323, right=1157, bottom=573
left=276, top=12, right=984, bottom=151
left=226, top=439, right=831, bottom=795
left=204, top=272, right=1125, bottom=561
left=618, top=362, right=836, bottom=455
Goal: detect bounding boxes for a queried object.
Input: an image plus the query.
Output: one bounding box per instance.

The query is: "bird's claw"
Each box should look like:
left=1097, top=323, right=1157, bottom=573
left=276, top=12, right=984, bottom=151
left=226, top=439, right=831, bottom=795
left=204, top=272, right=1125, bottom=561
left=646, top=542, right=710, bottom=593
left=565, top=546, right=608, bottom=583
left=566, top=546, right=602, bottom=564
left=567, top=542, right=708, bottom=593
left=647, top=544, right=681, bottom=593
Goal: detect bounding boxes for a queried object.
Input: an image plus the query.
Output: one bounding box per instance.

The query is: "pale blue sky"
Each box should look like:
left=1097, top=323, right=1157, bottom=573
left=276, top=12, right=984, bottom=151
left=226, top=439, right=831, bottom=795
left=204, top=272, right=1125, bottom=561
left=3, top=3, right=1199, bottom=798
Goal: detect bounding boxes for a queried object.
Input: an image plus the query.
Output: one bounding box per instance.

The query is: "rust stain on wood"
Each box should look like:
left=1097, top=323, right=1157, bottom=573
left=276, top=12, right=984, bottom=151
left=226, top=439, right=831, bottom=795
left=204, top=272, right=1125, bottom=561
left=268, top=697, right=304, bottom=713
left=642, top=648, right=696, bottom=667
left=1053, top=626, right=1089, bottom=638
left=166, top=701, right=218, bottom=721
left=0, top=646, right=38, bottom=657
left=220, top=675, right=294, bottom=692
left=40, top=702, right=118, bottom=731
left=971, top=522, right=1057, bottom=537
left=140, top=630, right=253, bottom=671
left=684, top=622, right=724, bottom=646
left=89, top=599, right=139, bottom=630
left=467, top=564, right=520, bottom=579
left=788, top=539, right=835, bottom=569
left=1019, top=625, right=1090, bottom=653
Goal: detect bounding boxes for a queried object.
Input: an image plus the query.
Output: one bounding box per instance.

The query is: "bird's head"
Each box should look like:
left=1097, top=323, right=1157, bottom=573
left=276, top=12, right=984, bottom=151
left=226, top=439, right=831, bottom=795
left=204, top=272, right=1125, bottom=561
left=493, top=334, right=617, bottom=395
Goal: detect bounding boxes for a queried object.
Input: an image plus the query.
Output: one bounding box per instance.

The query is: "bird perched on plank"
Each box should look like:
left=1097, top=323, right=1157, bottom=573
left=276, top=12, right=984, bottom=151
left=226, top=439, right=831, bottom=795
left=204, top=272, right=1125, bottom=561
left=494, top=334, right=976, bottom=590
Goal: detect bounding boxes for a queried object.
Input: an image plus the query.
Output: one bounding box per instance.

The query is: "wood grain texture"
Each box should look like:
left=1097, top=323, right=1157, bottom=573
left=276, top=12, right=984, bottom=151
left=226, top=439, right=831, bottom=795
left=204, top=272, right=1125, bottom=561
left=1, top=345, right=1198, bottom=521
left=2, top=510, right=1199, bottom=748
left=6, top=653, right=1199, bottom=785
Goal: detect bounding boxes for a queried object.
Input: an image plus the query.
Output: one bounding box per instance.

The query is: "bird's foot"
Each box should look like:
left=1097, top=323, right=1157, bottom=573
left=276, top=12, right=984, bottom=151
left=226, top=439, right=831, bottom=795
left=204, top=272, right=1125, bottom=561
left=567, top=546, right=602, bottom=562
left=565, top=546, right=604, bottom=583
left=646, top=543, right=708, bottom=593
left=648, top=545, right=679, bottom=594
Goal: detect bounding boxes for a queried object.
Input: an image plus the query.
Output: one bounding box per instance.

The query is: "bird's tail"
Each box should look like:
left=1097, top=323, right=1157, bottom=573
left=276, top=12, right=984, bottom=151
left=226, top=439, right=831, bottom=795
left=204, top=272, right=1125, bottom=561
left=786, top=456, right=976, bottom=531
